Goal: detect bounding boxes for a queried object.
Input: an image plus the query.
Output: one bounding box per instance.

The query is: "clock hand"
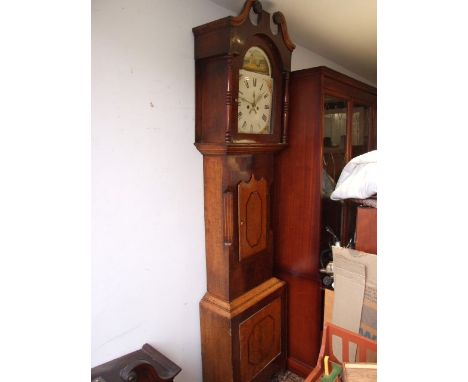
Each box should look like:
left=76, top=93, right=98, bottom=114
left=252, top=91, right=258, bottom=113
left=250, top=93, right=258, bottom=114
left=240, top=96, right=254, bottom=105
left=240, top=96, right=257, bottom=115
left=254, top=92, right=265, bottom=106
left=248, top=91, right=264, bottom=115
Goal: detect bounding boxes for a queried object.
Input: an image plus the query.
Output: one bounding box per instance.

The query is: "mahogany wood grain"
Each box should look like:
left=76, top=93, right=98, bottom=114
left=355, top=207, right=377, bottom=254
left=238, top=175, right=268, bottom=260
left=276, top=271, right=323, bottom=377
left=273, top=67, right=377, bottom=377
left=239, top=297, right=282, bottom=381
left=194, top=2, right=293, bottom=147
left=201, top=154, right=276, bottom=301
left=199, top=299, right=233, bottom=381
left=193, top=1, right=295, bottom=380
left=274, top=70, right=322, bottom=277
left=200, top=278, right=287, bottom=382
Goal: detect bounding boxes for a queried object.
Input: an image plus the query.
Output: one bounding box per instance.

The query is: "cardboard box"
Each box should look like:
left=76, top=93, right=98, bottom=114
left=331, top=246, right=377, bottom=362
left=323, top=288, right=335, bottom=329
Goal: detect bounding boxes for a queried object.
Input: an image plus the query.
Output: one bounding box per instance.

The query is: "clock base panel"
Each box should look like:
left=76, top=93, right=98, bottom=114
left=200, top=277, right=287, bottom=382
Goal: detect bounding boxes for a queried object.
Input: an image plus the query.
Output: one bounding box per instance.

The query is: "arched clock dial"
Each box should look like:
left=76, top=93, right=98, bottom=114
left=237, top=46, right=273, bottom=134
left=238, top=70, right=273, bottom=134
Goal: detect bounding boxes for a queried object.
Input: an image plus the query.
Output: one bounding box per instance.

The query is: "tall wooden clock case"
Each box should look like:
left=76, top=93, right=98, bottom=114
left=193, top=1, right=295, bottom=381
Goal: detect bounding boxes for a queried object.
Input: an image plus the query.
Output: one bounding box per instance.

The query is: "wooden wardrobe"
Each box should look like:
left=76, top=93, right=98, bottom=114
left=272, top=66, right=377, bottom=377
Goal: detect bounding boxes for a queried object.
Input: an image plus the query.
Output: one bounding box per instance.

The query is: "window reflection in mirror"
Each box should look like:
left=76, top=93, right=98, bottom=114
left=321, top=96, right=347, bottom=253
left=323, top=96, right=347, bottom=183
left=352, top=103, right=370, bottom=158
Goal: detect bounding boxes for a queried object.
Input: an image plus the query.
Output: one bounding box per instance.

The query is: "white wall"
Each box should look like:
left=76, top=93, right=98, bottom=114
left=292, top=44, right=375, bottom=86
left=92, top=1, right=373, bottom=381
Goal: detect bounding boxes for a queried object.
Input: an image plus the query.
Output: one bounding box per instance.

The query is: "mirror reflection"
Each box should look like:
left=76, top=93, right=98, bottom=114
left=321, top=96, right=347, bottom=253
left=352, top=103, right=370, bottom=158
left=323, top=96, right=347, bottom=183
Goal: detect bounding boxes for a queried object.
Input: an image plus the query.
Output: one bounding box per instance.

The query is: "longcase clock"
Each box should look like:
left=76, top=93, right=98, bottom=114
left=193, top=1, right=295, bottom=381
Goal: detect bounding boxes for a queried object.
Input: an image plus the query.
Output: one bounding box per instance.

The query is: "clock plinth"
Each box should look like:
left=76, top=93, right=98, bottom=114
left=200, top=278, right=286, bottom=382
left=193, top=1, right=294, bottom=380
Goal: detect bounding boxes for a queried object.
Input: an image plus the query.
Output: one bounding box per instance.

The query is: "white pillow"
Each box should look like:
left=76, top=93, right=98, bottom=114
left=330, top=150, right=377, bottom=201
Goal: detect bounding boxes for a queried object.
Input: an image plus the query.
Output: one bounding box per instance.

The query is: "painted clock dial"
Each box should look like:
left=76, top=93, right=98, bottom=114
left=237, top=47, right=273, bottom=134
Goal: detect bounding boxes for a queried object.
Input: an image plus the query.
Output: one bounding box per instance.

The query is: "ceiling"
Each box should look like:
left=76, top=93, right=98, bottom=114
left=208, top=0, right=377, bottom=84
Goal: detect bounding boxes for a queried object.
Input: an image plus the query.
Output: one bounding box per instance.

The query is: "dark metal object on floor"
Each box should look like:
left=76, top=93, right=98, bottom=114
left=91, top=344, right=181, bottom=382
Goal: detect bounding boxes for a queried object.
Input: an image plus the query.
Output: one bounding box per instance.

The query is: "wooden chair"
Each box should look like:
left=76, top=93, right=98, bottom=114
left=304, top=323, right=377, bottom=382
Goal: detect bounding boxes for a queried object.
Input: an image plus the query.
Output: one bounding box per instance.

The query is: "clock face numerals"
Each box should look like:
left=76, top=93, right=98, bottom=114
left=237, top=69, right=273, bottom=134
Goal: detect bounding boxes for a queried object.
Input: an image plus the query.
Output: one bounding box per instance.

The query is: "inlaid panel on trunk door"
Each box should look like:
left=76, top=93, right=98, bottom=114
left=238, top=175, right=268, bottom=261
left=239, top=297, right=281, bottom=381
